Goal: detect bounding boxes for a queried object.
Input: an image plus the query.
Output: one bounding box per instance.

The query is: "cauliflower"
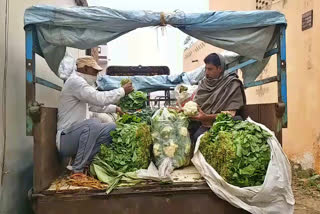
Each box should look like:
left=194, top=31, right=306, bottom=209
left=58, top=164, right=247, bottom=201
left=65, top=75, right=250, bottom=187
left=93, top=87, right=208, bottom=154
left=179, top=127, right=188, bottom=137
left=182, top=101, right=198, bottom=116
left=153, top=143, right=162, bottom=157
left=163, top=140, right=178, bottom=158
left=160, top=126, right=173, bottom=138
left=185, top=143, right=191, bottom=154
left=151, top=132, right=160, bottom=141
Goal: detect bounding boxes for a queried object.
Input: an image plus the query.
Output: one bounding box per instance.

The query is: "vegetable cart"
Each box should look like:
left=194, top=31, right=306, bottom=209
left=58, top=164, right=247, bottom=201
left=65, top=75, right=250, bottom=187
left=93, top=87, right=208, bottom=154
left=25, top=5, right=287, bottom=214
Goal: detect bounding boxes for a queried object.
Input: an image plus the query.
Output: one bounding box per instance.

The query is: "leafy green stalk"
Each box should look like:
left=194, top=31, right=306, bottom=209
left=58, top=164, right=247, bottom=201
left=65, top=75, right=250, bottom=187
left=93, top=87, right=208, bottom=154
left=199, top=113, right=271, bottom=187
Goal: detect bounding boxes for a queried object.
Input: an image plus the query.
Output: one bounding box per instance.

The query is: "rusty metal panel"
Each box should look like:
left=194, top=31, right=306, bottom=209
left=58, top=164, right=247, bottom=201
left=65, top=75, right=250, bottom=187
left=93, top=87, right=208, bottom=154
left=32, top=184, right=249, bottom=214
left=33, top=107, right=65, bottom=193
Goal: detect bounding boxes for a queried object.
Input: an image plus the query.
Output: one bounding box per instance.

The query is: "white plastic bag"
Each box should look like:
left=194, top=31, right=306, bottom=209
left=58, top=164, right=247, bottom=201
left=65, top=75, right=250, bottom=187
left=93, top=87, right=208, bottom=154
left=174, top=84, right=198, bottom=107
left=90, top=112, right=117, bottom=123
left=192, top=118, right=295, bottom=214
left=151, top=108, right=191, bottom=178
left=58, top=52, right=76, bottom=80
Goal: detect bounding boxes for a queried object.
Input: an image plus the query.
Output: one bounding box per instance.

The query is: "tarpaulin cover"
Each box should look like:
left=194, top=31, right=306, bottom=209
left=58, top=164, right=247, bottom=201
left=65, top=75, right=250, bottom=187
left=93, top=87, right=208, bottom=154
left=24, top=5, right=286, bottom=82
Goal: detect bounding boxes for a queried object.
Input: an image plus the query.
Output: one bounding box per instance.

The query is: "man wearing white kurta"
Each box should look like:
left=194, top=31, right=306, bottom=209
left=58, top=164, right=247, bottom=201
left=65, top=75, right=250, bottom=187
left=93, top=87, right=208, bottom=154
left=56, top=56, right=133, bottom=173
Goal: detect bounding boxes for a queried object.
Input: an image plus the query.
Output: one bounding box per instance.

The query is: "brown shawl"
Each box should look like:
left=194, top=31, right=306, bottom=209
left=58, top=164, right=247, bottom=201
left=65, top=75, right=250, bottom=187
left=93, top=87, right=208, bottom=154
left=194, top=73, right=246, bottom=114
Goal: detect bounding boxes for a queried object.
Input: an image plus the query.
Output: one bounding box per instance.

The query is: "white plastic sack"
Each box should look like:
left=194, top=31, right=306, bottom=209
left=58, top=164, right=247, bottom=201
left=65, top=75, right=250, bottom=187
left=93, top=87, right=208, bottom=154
left=174, top=84, right=198, bottom=107
left=58, top=52, right=76, bottom=80
left=136, top=162, right=171, bottom=182
left=192, top=118, right=295, bottom=214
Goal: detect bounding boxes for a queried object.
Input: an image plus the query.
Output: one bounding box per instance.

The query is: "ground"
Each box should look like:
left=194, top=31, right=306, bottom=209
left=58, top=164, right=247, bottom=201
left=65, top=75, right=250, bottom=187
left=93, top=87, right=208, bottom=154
left=292, top=162, right=320, bottom=214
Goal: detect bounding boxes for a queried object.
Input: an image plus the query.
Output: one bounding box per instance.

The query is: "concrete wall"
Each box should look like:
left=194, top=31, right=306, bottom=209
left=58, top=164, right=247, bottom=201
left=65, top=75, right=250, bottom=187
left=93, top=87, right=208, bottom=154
left=273, top=0, right=320, bottom=172
left=0, top=1, right=84, bottom=214
left=183, top=0, right=320, bottom=172
left=0, top=0, right=7, bottom=194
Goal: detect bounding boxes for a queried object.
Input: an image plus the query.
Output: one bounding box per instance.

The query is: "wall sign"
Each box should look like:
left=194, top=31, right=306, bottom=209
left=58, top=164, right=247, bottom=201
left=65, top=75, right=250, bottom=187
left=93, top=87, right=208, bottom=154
left=302, top=10, right=313, bottom=31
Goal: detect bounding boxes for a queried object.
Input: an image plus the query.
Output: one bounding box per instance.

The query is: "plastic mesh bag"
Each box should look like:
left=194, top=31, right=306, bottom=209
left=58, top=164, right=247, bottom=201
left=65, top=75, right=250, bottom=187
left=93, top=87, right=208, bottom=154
left=151, top=108, right=191, bottom=177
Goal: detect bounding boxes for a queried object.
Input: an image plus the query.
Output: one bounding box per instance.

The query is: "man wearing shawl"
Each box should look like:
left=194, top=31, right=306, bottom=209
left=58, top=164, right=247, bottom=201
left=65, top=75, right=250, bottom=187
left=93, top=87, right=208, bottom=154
left=190, top=53, right=246, bottom=143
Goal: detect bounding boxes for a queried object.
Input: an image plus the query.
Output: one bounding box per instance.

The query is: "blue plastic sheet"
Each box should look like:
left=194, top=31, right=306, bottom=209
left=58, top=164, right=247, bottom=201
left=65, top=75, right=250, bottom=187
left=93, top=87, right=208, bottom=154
left=97, top=75, right=186, bottom=92
left=24, top=5, right=286, bottom=78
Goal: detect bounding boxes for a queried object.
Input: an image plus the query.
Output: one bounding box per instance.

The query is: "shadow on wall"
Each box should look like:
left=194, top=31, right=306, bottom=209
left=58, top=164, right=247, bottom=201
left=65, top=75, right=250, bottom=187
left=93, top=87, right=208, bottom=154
left=1, top=164, right=34, bottom=214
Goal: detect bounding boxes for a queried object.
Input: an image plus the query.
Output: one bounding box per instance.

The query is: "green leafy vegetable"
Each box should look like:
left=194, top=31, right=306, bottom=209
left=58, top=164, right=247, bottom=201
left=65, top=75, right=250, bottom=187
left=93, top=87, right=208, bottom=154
left=199, top=113, right=271, bottom=187
left=116, top=113, right=142, bottom=124
left=130, top=107, right=157, bottom=125
left=98, top=121, right=152, bottom=173
left=91, top=157, right=143, bottom=194
left=91, top=113, right=152, bottom=193
left=119, top=91, right=148, bottom=111
left=120, top=78, right=132, bottom=86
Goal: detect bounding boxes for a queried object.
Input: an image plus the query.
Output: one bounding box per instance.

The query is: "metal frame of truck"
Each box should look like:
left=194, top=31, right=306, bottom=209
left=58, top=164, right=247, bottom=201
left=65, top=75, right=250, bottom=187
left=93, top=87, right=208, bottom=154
left=25, top=22, right=287, bottom=213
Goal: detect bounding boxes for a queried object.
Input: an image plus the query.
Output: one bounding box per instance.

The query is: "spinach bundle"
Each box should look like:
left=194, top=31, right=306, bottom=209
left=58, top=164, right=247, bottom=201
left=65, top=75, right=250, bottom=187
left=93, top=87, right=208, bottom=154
left=90, top=114, right=152, bottom=193
left=119, top=91, right=147, bottom=111
left=199, top=113, right=271, bottom=187
left=97, top=116, right=152, bottom=173
left=91, top=114, right=152, bottom=193
left=118, top=78, right=147, bottom=111
left=130, top=107, right=157, bottom=125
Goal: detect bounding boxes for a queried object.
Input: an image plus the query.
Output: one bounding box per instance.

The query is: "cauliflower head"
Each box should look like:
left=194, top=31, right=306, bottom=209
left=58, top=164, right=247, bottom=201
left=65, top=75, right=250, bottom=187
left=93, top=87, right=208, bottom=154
left=179, top=127, right=189, bottom=137
left=160, top=126, right=173, bottom=138
left=182, top=101, right=198, bottom=116
left=163, top=140, right=178, bottom=158
left=153, top=143, right=162, bottom=157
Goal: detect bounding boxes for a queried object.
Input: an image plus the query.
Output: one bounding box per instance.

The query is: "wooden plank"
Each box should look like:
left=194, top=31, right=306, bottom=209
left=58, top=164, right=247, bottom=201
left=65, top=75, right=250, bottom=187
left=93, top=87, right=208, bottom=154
left=32, top=187, right=249, bottom=214
left=33, top=107, right=65, bottom=193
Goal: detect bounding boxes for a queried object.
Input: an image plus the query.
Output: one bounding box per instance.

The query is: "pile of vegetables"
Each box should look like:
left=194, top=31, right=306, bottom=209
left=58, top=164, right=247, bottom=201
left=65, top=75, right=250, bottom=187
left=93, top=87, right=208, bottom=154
left=151, top=108, right=191, bottom=172
left=119, top=78, right=148, bottom=111
left=91, top=114, right=152, bottom=193
left=199, top=113, right=271, bottom=187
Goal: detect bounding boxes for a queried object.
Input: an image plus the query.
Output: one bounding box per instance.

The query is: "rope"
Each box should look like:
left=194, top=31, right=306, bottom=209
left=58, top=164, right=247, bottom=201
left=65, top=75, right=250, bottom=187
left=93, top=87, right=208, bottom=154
left=160, top=12, right=166, bottom=26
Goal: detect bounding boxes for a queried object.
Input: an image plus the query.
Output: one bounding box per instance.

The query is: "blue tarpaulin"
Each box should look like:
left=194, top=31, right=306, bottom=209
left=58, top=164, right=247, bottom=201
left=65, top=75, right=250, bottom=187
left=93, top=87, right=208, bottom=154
left=24, top=5, right=286, bottom=85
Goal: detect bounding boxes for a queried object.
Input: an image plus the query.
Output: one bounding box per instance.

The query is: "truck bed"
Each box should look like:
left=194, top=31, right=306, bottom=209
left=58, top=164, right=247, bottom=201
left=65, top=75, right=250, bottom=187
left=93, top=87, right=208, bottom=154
left=31, top=166, right=248, bottom=214
left=29, top=104, right=285, bottom=214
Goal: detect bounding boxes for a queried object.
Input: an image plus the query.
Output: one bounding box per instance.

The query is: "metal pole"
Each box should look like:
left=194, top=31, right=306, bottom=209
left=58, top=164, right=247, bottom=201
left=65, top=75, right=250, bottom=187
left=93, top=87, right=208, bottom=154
left=277, top=25, right=288, bottom=128
left=25, top=27, right=36, bottom=136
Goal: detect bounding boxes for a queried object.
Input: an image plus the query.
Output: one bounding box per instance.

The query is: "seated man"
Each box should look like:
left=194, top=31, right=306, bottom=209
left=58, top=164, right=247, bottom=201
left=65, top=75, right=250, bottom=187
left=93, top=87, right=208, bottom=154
left=190, top=53, right=246, bottom=143
left=57, top=56, right=133, bottom=173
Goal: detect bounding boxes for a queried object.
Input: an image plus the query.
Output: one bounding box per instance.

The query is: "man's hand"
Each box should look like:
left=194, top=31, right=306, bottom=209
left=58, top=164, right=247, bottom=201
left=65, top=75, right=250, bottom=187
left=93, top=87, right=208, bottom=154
left=190, top=107, right=206, bottom=121
left=116, top=106, right=124, bottom=115
left=122, top=82, right=134, bottom=95
left=190, top=107, right=216, bottom=127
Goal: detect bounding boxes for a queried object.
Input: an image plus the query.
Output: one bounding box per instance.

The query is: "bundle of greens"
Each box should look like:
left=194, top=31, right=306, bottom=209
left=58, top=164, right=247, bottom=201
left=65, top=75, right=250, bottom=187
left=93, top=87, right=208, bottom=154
left=120, top=78, right=132, bottom=86
left=119, top=78, right=147, bottom=111
left=151, top=108, right=191, bottom=171
left=97, top=118, right=152, bottom=173
left=199, top=113, right=271, bottom=187
left=130, top=107, right=157, bottom=125
left=119, top=91, right=147, bottom=111
left=91, top=114, right=152, bottom=193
